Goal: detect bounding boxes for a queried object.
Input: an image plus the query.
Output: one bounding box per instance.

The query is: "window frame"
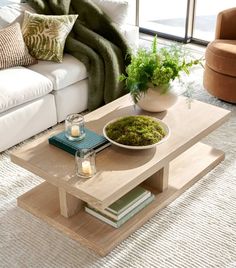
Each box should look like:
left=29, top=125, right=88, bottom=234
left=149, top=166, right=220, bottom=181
left=137, top=0, right=210, bottom=45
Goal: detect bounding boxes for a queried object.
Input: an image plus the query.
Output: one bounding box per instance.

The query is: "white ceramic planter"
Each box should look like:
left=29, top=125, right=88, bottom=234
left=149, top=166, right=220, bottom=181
left=137, top=87, right=178, bottom=112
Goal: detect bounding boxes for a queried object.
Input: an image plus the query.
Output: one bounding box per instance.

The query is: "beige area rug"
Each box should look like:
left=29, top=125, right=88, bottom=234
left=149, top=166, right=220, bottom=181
left=0, top=66, right=236, bottom=268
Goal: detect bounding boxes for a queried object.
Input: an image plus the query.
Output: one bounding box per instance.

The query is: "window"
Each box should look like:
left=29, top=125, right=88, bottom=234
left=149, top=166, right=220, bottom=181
left=139, top=0, right=188, bottom=39
left=193, top=0, right=236, bottom=42
left=137, top=0, right=236, bottom=44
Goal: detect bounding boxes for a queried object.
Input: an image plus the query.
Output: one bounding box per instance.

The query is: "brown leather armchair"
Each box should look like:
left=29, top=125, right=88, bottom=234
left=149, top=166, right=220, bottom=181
left=203, top=7, right=236, bottom=103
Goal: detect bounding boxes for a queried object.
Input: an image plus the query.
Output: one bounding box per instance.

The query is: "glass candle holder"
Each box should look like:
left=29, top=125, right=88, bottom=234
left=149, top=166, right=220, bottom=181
left=65, top=113, right=85, bottom=141
left=75, top=149, right=96, bottom=178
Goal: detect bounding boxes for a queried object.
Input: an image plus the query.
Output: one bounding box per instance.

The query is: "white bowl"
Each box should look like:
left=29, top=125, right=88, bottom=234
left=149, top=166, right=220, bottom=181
left=103, top=116, right=170, bottom=150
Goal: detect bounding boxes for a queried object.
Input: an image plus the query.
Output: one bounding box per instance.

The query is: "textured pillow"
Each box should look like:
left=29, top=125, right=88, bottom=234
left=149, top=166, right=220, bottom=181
left=92, top=0, right=128, bottom=25
left=0, top=22, right=37, bottom=70
left=22, top=11, right=78, bottom=62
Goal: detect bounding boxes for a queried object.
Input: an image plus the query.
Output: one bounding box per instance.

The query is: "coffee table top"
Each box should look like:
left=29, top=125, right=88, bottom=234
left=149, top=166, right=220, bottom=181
left=11, top=95, right=230, bottom=209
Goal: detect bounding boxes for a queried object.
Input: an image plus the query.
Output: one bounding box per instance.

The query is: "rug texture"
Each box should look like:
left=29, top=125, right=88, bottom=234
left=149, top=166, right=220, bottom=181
left=0, top=60, right=236, bottom=267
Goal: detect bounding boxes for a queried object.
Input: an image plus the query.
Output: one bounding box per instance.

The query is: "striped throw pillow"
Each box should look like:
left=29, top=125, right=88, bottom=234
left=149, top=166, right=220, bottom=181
left=0, top=23, right=37, bottom=70
left=22, top=11, right=78, bottom=63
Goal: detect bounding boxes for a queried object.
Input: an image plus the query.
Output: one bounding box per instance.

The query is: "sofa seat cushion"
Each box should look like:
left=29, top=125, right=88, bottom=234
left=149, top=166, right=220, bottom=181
left=205, top=40, right=236, bottom=77
left=0, top=66, right=53, bottom=113
left=27, top=54, right=88, bottom=90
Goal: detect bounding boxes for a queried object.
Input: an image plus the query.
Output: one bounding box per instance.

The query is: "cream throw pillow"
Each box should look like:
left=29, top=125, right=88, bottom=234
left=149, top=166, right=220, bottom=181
left=92, top=0, right=128, bottom=25
left=0, top=3, right=36, bottom=29
left=0, top=22, right=37, bottom=70
left=22, top=11, right=78, bottom=62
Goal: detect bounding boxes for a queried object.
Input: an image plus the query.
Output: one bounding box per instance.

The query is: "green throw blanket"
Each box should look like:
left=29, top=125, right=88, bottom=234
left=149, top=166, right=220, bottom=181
left=23, top=0, right=131, bottom=111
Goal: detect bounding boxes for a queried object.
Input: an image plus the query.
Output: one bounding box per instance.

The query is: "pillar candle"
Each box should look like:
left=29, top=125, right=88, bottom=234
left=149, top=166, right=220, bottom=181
left=71, top=125, right=80, bottom=137
left=82, top=160, right=92, bottom=176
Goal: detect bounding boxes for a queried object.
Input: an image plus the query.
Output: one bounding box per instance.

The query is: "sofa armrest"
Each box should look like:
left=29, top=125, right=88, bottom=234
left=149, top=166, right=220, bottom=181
left=215, top=7, right=236, bottom=40
left=118, top=24, right=139, bottom=48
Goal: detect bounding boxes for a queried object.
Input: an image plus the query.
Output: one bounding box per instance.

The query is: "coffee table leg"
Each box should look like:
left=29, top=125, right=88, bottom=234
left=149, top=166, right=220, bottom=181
left=58, top=187, right=83, bottom=218
left=145, top=165, right=169, bottom=192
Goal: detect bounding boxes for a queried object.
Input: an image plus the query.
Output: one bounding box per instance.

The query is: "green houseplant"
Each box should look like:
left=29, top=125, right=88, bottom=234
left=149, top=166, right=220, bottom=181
left=120, top=37, right=202, bottom=111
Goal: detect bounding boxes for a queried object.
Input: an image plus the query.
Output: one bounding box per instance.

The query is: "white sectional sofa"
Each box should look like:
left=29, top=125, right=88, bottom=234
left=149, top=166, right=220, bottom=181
left=0, top=0, right=139, bottom=152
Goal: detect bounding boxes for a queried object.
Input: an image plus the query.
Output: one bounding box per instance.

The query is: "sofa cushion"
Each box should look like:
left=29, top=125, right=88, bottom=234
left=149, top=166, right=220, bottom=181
left=22, top=11, right=78, bottom=62
left=0, top=0, right=15, bottom=7
left=0, top=66, right=53, bottom=113
left=0, top=22, right=37, bottom=69
left=27, top=54, right=88, bottom=90
left=92, top=0, right=128, bottom=25
left=0, top=2, right=35, bottom=29
left=205, top=39, right=236, bottom=77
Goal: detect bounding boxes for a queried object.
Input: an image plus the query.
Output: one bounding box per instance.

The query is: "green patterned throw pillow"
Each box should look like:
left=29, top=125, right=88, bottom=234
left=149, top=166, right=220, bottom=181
left=22, top=11, right=78, bottom=62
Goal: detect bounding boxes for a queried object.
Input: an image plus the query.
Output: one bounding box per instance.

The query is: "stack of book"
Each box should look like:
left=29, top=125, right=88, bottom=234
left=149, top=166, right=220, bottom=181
left=85, top=186, right=154, bottom=228
left=48, top=128, right=110, bottom=155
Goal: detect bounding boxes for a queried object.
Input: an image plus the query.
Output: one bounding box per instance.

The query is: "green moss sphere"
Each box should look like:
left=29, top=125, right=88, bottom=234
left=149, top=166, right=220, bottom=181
left=105, top=115, right=166, bottom=146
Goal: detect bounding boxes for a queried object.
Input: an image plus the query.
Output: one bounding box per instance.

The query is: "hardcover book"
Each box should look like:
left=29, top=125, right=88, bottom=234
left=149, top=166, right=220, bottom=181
left=88, top=186, right=151, bottom=221
left=85, top=194, right=155, bottom=228
left=48, top=128, right=110, bottom=155
left=107, top=186, right=150, bottom=215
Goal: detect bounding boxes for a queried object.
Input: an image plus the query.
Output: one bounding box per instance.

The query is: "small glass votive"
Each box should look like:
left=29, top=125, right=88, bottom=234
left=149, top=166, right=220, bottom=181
left=65, top=113, right=85, bottom=141
left=75, top=149, right=96, bottom=178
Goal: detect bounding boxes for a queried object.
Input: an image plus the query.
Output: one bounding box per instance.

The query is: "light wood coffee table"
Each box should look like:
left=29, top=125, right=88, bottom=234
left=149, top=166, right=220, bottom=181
left=11, top=95, right=230, bottom=256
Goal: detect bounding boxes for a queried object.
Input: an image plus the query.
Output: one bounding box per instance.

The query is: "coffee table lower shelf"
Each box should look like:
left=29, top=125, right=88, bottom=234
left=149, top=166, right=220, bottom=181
left=17, top=142, right=224, bottom=256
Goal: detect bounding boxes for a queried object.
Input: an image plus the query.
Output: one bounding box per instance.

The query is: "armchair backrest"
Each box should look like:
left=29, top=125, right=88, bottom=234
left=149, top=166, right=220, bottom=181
left=215, top=7, right=236, bottom=40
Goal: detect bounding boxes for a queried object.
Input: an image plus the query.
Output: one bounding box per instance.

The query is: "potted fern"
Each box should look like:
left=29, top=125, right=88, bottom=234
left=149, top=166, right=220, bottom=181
left=120, top=37, right=202, bottom=112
